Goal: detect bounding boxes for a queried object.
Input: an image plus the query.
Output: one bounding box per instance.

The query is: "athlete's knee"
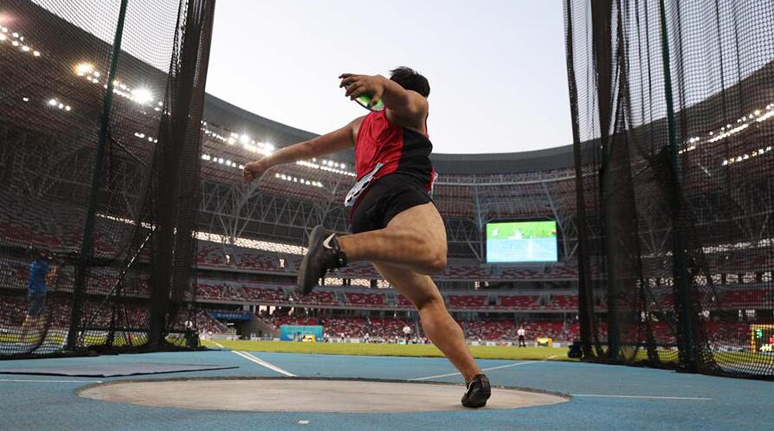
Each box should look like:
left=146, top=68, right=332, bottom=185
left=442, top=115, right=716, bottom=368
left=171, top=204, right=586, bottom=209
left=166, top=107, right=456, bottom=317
left=415, top=292, right=445, bottom=312
left=425, top=252, right=447, bottom=274
left=423, top=241, right=447, bottom=273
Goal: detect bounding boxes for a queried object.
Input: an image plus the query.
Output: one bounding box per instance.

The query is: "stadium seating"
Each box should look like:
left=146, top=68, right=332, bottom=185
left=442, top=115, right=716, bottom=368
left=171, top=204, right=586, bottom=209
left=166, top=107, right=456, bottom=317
left=547, top=294, right=578, bottom=310
left=294, top=290, right=341, bottom=306
left=448, top=295, right=487, bottom=309
left=241, top=286, right=286, bottom=303
left=396, top=295, right=414, bottom=308
left=345, top=292, right=386, bottom=307
left=499, top=295, right=540, bottom=309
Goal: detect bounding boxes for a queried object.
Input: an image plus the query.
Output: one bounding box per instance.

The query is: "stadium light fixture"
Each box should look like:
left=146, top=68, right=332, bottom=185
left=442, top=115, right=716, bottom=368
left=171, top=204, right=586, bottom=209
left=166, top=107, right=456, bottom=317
left=240, top=135, right=250, bottom=145
left=75, top=62, right=94, bottom=76
left=33, top=50, right=40, bottom=57
left=48, top=98, right=57, bottom=106
left=0, top=34, right=6, bottom=42
left=22, top=97, right=28, bottom=102
left=21, top=45, right=29, bottom=52
left=132, top=88, right=153, bottom=104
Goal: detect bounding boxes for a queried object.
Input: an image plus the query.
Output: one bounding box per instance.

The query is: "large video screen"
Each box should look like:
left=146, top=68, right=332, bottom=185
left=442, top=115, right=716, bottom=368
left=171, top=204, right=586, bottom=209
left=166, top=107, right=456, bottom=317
left=486, top=221, right=558, bottom=263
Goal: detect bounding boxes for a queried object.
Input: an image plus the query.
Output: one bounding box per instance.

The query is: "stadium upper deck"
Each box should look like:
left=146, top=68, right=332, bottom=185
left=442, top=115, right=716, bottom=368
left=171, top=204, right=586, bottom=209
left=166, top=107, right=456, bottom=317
left=1, top=0, right=772, bottom=266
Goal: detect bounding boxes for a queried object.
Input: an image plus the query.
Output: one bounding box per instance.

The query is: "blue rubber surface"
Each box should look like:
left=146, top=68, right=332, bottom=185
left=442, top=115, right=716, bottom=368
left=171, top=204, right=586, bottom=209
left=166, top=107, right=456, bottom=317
left=0, top=349, right=771, bottom=430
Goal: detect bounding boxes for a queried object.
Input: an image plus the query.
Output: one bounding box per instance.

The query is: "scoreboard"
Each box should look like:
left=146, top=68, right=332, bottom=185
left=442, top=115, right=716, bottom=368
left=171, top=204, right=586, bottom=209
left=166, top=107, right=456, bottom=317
left=751, top=325, right=774, bottom=353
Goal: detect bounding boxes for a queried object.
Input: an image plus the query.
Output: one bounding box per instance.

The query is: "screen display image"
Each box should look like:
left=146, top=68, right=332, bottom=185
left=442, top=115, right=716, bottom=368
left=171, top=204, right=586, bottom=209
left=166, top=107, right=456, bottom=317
left=486, top=221, right=558, bottom=263
left=751, top=325, right=774, bottom=353
left=280, top=325, right=323, bottom=341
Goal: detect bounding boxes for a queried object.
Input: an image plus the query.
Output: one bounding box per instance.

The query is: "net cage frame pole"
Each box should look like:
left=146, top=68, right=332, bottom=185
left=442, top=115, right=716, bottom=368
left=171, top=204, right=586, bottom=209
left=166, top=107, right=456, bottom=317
left=66, top=0, right=131, bottom=350
left=657, top=0, right=695, bottom=370
left=563, top=0, right=595, bottom=359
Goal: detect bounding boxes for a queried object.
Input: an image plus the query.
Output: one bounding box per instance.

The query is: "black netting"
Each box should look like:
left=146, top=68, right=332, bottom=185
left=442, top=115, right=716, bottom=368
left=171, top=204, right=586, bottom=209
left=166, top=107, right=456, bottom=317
left=565, top=0, right=774, bottom=378
left=0, top=0, right=215, bottom=357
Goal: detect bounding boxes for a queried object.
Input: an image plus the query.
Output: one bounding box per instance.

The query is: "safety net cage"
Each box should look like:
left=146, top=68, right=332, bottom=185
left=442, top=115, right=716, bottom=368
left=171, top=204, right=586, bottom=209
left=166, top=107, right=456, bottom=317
left=0, top=0, right=215, bottom=357
left=564, top=0, right=774, bottom=378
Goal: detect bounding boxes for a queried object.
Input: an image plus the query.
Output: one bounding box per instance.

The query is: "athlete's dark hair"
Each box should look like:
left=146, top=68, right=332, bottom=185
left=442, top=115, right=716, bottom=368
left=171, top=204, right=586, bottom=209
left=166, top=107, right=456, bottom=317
left=389, top=66, right=430, bottom=98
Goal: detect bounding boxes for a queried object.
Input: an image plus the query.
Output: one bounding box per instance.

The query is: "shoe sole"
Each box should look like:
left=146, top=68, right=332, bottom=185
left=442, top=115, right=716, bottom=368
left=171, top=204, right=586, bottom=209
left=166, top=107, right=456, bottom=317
left=462, top=390, right=491, bottom=408
left=297, top=225, right=326, bottom=296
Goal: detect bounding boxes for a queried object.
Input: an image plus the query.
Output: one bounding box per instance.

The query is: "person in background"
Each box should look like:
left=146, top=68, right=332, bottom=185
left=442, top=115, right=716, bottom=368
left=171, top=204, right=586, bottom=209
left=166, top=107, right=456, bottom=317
left=402, top=323, right=412, bottom=344
left=517, top=325, right=527, bottom=347
left=20, top=252, right=56, bottom=344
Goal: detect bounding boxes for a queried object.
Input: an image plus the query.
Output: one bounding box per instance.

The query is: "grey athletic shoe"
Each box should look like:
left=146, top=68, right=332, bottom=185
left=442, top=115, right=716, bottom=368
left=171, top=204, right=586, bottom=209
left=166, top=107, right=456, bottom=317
left=297, top=225, right=348, bottom=296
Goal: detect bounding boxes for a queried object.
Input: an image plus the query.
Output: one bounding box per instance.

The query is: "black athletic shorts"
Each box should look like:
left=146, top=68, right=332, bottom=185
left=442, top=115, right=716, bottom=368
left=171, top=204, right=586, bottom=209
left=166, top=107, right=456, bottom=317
left=27, top=293, right=46, bottom=317
left=350, top=173, right=434, bottom=234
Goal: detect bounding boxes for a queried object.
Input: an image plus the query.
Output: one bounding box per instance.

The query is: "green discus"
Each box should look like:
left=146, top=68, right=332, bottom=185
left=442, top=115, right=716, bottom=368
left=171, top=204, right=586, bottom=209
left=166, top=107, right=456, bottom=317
left=354, top=93, right=384, bottom=112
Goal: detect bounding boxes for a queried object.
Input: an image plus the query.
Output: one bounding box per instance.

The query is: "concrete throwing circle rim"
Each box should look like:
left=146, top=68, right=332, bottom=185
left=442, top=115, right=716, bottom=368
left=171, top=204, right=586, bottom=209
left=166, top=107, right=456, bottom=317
left=77, top=377, right=570, bottom=413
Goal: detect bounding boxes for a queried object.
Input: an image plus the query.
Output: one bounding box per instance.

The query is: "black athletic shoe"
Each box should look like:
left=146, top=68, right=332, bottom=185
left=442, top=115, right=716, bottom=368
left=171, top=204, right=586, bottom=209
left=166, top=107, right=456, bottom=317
left=297, top=225, right=348, bottom=296
left=461, top=374, right=491, bottom=408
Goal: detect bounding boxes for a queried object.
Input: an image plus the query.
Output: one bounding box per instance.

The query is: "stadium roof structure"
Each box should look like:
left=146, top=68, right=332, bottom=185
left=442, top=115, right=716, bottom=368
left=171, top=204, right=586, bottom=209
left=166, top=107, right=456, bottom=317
left=5, top=0, right=773, bottom=262
left=204, top=93, right=575, bottom=175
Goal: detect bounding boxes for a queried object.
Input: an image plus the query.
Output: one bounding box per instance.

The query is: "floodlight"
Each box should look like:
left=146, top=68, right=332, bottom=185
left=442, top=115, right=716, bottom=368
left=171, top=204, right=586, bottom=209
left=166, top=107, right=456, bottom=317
left=132, top=88, right=153, bottom=104
left=75, top=62, right=94, bottom=76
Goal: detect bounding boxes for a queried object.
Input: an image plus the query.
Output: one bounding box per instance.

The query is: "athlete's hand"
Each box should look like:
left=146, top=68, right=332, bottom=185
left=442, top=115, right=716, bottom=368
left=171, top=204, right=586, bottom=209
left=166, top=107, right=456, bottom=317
left=243, top=159, right=269, bottom=183
left=339, top=73, right=385, bottom=108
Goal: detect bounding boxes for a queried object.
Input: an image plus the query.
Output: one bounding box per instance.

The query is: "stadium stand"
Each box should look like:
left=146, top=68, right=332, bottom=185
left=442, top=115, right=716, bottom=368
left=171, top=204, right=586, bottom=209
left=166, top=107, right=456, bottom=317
left=1, top=0, right=769, bottom=359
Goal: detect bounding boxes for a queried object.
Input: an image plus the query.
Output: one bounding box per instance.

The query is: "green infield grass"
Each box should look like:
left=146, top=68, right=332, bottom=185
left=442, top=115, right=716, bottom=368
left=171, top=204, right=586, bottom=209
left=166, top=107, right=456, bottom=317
left=202, top=339, right=573, bottom=361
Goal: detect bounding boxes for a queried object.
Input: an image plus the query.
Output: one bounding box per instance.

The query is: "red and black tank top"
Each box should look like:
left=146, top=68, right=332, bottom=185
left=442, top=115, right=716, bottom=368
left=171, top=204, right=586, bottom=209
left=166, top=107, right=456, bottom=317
left=354, top=110, right=436, bottom=192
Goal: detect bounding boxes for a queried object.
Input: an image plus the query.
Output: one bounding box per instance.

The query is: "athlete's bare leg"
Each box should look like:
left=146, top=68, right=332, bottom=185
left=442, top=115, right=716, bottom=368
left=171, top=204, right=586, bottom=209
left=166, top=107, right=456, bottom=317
left=337, top=202, right=447, bottom=275
left=373, top=261, right=482, bottom=382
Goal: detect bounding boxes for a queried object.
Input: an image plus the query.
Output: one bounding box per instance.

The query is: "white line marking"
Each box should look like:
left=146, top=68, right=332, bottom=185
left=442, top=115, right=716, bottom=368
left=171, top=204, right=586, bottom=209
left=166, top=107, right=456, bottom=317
left=211, top=341, right=295, bottom=377
left=231, top=350, right=296, bottom=377
left=298, top=420, right=310, bottom=425
left=410, top=361, right=536, bottom=381
left=0, top=379, right=103, bottom=383
left=571, top=394, right=712, bottom=401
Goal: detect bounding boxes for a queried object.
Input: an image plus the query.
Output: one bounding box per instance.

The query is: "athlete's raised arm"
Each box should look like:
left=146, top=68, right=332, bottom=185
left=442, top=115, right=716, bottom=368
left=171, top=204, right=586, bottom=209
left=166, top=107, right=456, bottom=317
left=243, top=116, right=363, bottom=182
left=339, top=72, right=428, bottom=122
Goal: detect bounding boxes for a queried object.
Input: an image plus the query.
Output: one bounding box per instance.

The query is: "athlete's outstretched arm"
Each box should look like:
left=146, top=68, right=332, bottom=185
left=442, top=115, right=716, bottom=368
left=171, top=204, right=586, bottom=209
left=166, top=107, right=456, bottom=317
left=243, top=117, right=363, bottom=182
left=339, top=73, right=427, bottom=120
